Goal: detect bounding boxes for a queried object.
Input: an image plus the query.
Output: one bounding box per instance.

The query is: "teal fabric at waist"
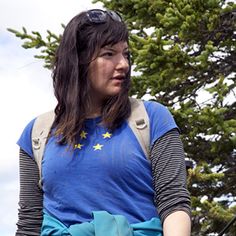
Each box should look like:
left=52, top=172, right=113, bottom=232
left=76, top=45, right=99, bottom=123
left=41, top=211, right=163, bottom=236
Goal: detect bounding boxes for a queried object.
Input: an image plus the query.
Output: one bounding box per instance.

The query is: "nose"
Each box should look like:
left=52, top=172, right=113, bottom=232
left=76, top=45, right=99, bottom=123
left=116, top=54, right=129, bottom=73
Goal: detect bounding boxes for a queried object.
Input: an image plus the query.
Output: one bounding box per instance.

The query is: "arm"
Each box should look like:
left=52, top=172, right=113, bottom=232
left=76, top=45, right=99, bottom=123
left=150, top=128, right=191, bottom=236
left=163, top=211, right=191, bottom=236
left=16, top=149, right=43, bottom=236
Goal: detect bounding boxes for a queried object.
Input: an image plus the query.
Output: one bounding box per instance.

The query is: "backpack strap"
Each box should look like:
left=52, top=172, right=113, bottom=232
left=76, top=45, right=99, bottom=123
left=128, top=97, right=150, bottom=160
left=31, top=110, right=55, bottom=187
left=31, top=98, right=150, bottom=187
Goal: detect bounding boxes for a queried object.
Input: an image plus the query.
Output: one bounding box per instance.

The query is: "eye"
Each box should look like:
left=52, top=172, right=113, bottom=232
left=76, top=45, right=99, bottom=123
left=100, top=51, right=114, bottom=57
left=123, top=51, right=130, bottom=59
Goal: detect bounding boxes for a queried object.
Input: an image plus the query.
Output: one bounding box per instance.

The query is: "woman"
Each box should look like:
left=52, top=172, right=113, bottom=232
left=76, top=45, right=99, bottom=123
left=16, top=9, right=191, bottom=235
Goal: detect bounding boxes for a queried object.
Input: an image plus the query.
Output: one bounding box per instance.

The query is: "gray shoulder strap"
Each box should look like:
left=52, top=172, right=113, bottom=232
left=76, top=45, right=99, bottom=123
left=128, top=97, right=150, bottom=160
left=31, top=110, right=55, bottom=186
left=31, top=99, right=150, bottom=186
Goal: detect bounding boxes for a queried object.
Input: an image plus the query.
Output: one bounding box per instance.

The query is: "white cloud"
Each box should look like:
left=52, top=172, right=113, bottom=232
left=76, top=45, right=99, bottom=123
left=1, top=0, right=103, bottom=34
left=0, top=0, right=103, bottom=235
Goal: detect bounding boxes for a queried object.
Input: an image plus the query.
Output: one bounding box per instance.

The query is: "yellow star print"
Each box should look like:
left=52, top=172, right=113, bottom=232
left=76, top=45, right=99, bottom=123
left=93, top=143, right=103, bottom=151
left=74, top=143, right=83, bottom=150
left=102, top=132, right=112, bottom=139
left=80, top=130, right=88, bottom=139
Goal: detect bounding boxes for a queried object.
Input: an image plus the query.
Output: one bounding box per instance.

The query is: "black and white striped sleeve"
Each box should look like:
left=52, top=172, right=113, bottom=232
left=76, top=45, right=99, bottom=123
left=150, top=128, right=191, bottom=223
left=16, top=149, right=43, bottom=236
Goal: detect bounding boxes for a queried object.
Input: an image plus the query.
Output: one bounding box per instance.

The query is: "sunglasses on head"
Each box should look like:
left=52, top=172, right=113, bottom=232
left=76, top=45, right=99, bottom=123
left=86, top=9, right=123, bottom=24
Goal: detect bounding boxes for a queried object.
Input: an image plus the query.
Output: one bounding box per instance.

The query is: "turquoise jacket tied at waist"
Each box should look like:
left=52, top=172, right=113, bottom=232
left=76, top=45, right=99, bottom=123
left=41, top=211, right=163, bottom=236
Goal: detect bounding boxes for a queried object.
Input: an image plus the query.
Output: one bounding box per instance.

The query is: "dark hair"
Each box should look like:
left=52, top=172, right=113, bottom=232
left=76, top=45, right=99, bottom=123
left=52, top=10, right=131, bottom=145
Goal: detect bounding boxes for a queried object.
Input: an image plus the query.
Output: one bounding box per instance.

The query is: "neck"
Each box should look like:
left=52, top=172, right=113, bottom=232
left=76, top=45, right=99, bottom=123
left=86, top=111, right=101, bottom=118
left=85, top=104, right=102, bottom=118
left=85, top=94, right=105, bottom=118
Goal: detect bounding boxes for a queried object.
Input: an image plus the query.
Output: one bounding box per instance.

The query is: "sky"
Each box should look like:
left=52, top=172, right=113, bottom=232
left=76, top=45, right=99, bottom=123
left=1, top=1, right=235, bottom=235
left=0, top=0, right=103, bottom=235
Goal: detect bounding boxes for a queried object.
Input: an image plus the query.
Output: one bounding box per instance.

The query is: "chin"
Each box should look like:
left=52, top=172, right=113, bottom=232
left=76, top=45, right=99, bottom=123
left=110, top=90, right=122, bottom=97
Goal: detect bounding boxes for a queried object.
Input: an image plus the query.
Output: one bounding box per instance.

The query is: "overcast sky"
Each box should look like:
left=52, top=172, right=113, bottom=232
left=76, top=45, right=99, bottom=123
left=0, top=0, right=103, bottom=235
left=1, top=1, right=235, bottom=235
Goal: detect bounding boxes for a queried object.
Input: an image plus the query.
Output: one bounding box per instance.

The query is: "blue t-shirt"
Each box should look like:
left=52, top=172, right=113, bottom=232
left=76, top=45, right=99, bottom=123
left=17, top=101, right=177, bottom=226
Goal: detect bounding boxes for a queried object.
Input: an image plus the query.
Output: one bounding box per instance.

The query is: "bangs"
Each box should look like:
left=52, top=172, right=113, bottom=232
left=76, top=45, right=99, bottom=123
left=77, top=16, right=129, bottom=63
left=97, top=20, right=129, bottom=48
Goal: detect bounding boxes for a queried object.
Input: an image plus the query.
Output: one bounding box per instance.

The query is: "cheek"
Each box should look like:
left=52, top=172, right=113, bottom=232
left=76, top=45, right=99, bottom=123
left=87, top=63, right=97, bottom=83
left=99, top=66, right=111, bottom=78
left=88, top=58, right=114, bottom=85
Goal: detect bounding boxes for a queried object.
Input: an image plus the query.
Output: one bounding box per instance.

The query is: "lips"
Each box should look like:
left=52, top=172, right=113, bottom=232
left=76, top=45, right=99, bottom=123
left=112, top=75, right=125, bottom=80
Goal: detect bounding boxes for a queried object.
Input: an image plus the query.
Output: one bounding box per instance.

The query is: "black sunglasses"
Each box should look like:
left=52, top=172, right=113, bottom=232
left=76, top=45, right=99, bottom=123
left=86, top=9, right=123, bottom=24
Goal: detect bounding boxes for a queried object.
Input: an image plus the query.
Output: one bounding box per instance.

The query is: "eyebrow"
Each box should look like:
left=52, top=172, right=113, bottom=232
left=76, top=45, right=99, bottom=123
left=102, top=46, right=129, bottom=51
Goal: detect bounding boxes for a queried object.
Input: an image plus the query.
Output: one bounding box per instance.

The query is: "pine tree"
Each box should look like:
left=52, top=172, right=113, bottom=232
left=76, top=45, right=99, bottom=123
left=8, top=0, right=236, bottom=234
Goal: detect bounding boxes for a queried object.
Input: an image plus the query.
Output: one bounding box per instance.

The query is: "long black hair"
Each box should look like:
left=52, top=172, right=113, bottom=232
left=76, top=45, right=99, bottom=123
left=52, top=10, right=131, bottom=145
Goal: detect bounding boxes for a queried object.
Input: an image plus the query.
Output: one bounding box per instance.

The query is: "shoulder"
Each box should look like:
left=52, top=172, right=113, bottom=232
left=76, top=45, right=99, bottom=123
left=143, top=100, right=169, bottom=114
left=143, top=100, right=178, bottom=145
left=17, top=118, right=37, bottom=158
left=143, top=100, right=175, bottom=125
left=17, top=110, right=54, bottom=158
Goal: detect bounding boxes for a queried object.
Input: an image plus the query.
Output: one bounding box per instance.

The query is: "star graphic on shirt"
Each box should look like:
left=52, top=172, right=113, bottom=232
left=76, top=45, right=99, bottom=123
left=102, top=132, right=112, bottom=139
left=74, top=143, right=83, bottom=150
left=80, top=130, right=88, bottom=139
left=93, top=143, right=103, bottom=151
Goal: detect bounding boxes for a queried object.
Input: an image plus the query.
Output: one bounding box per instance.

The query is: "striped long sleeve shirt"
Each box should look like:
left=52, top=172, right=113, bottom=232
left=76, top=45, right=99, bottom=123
left=16, top=128, right=191, bottom=235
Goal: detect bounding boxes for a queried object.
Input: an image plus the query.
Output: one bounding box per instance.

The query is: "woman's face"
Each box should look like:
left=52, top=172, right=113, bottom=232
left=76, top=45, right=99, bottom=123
left=87, top=41, right=129, bottom=105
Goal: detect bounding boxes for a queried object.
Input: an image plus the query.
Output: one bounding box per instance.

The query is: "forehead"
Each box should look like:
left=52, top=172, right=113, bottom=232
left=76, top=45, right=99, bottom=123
left=102, top=41, right=128, bottom=50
